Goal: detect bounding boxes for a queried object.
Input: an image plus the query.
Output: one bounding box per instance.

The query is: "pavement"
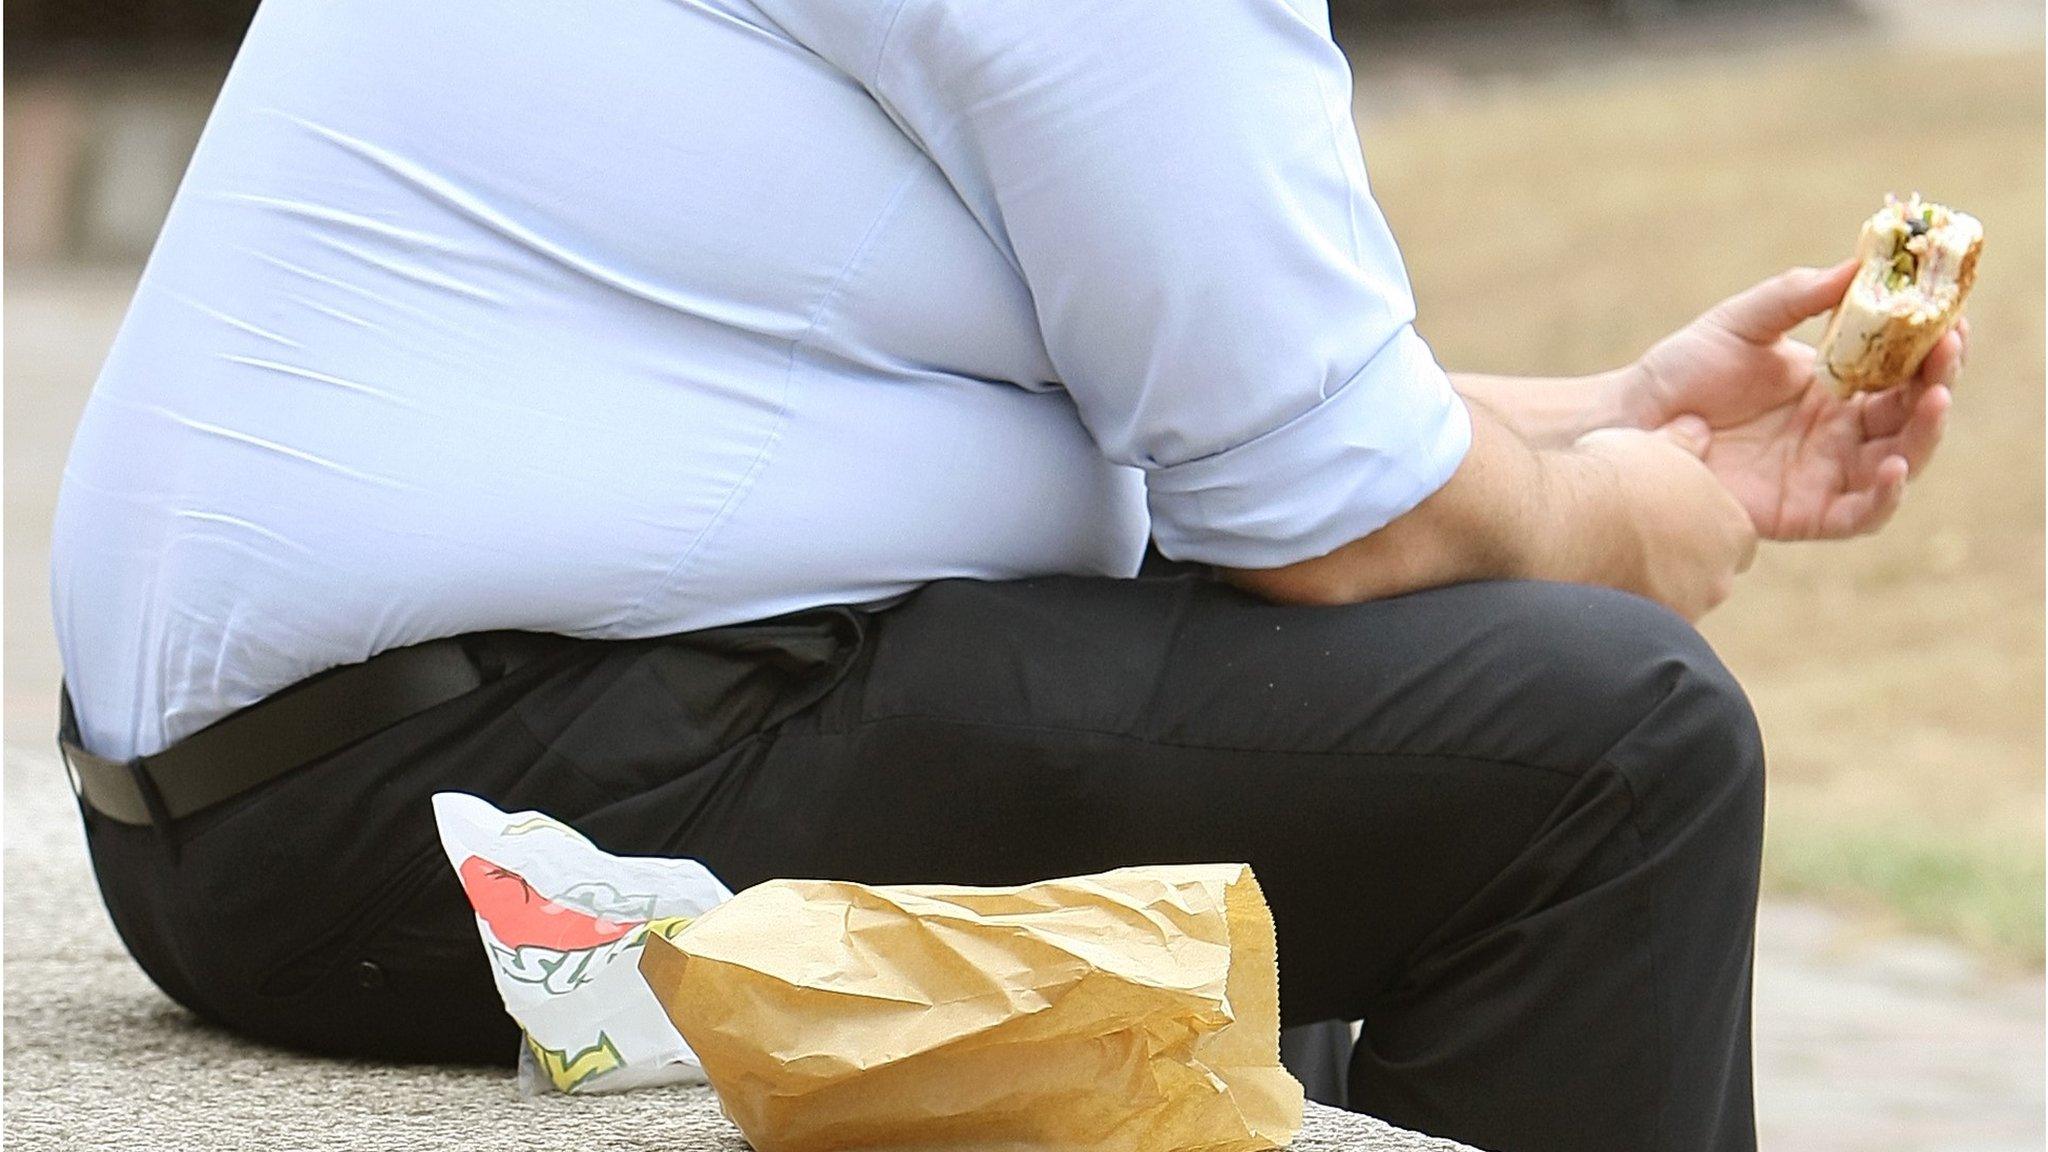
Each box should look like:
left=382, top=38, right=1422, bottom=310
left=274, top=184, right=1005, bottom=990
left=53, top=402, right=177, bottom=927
left=5, top=263, right=2042, bottom=1149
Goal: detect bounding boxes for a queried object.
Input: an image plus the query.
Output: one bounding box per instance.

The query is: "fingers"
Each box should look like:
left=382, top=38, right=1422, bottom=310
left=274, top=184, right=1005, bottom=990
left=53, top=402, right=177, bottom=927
left=1856, top=322, right=1963, bottom=440
left=1918, top=328, right=1965, bottom=390
left=1655, top=414, right=1713, bottom=458
left=1897, top=384, right=1952, bottom=476
left=1858, top=384, right=1951, bottom=480
left=1776, top=338, right=1818, bottom=385
left=1820, top=455, right=1909, bottom=539
left=1859, top=382, right=1917, bottom=439
left=1809, top=320, right=1958, bottom=540
left=1708, top=260, right=1858, bottom=344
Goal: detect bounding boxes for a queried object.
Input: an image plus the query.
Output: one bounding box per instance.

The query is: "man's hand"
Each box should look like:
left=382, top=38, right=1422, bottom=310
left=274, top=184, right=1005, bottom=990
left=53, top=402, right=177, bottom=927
left=1620, top=261, right=1963, bottom=540
left=1573, top=420, right=1759, bottom=620
left=1224, top=404, right=1758, bottom=622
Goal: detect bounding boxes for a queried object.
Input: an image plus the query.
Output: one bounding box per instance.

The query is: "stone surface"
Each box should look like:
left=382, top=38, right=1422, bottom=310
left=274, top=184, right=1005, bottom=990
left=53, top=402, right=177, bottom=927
left=0, top=971, right=1452, bottom=1152
left=1752, top=902, right=2045, bottom=1152
left=3, top=733, right=1474, bottom=1151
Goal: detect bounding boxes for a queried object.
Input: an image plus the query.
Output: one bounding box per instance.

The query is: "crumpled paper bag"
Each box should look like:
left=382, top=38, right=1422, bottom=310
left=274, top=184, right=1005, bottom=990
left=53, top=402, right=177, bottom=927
left=431, top=792, right=732, bottom=1094
left=638, top=863, right=1303, bottom=1152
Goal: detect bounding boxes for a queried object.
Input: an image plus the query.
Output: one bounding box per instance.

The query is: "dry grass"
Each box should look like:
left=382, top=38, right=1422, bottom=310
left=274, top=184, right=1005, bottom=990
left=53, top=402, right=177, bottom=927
left=1360, top=42, right=2045, bottom=962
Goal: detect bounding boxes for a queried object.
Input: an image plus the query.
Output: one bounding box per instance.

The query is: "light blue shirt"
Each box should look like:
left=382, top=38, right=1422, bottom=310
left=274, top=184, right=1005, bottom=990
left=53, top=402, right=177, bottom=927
left=53, top=0, right=1471, bottom=760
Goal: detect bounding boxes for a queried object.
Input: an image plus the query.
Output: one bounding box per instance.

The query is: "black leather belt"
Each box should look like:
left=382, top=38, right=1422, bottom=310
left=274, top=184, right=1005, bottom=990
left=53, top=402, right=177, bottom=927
left=59, top=637, right=498, bottom=827
left=59, top=611, right=866, bottom=829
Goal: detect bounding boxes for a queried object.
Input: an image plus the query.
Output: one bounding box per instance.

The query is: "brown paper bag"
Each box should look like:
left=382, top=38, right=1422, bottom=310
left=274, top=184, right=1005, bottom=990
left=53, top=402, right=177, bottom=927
left=638, top=863, right=1303, bottom=1152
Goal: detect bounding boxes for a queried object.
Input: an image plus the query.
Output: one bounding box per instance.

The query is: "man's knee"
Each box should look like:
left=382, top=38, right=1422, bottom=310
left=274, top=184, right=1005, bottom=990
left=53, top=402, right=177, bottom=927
left=1559, top=585, right=1765, bottom=862
left=1459, top=581, right=1763, bottom=841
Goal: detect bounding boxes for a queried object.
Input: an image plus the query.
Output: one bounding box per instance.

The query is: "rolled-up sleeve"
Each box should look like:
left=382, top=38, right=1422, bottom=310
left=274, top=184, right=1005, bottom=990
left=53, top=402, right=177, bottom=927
left=1142, top=323, right=1468, bottom=566
left=782, top=0, right=1471, bottom=568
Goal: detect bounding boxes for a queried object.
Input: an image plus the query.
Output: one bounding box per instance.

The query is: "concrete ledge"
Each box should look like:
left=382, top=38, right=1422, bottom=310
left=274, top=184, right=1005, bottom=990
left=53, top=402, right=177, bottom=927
left=570, top=1085, right=1487, bottom=1152
left=0, top=976, right=1481, bottom=1151
left=1, top=942, right=1477, bottom=1151
left=1293, top=1099, right=1483, bottom=1151
left=2, top=743, right=1478, bottom=1151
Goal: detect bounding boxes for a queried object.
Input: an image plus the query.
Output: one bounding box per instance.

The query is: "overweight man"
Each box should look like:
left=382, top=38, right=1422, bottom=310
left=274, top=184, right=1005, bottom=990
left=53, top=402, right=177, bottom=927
left=51, top=3, right=1958, bottom=1151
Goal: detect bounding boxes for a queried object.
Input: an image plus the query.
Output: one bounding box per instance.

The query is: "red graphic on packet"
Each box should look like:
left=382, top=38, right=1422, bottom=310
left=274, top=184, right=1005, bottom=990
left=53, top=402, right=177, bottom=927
left=457, top=855, right=638, bottom=951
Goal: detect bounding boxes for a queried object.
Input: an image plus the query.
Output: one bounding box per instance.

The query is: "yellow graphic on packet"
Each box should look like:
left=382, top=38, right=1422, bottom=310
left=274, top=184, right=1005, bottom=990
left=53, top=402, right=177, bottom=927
left=525, top=1031, right=625, bottom=1092
left=434, top=792, right=734, bottom=1094
left=637, top=915, right=693, bottom=944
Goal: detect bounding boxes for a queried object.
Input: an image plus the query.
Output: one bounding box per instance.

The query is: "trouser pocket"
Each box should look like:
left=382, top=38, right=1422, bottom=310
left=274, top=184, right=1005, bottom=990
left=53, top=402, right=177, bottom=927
left=252, top=844, right=450, bottom=999
left=237, top=842, right=520, bottom=1064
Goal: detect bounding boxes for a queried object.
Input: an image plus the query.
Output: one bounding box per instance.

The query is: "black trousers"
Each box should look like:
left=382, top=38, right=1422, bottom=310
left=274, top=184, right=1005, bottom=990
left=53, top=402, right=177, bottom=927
left=81, top=573, right=1763, bottom=1152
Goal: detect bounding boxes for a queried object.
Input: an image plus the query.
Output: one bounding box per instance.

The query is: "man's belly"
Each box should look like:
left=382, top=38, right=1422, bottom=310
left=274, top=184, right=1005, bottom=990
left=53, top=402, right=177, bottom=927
left=52, top=325, right=1148, bottom=761
left=657, top=365, right=1151, bottom=630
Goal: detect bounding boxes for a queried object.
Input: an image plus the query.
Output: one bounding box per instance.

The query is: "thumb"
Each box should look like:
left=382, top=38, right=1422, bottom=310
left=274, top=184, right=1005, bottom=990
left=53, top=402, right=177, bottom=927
left=1656, top=414, right=1713, bottom=458
left=1707, top=259, right=1858, bottom=343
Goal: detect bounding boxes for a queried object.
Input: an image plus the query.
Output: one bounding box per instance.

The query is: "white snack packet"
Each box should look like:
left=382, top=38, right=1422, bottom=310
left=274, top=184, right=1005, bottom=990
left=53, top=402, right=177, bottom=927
left=430, top=792, right=732, bottom=1095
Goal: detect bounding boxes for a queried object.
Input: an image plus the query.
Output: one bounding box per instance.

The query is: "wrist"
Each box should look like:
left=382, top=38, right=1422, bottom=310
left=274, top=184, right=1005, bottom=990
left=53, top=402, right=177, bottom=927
left=1450, top=368, right=1651, bottom=446
left=1593, top=361, right=1662, bottom=432
left=1518, top=444, right=1593, bottom=583
left=1527, top=436, right=1650, bottom=591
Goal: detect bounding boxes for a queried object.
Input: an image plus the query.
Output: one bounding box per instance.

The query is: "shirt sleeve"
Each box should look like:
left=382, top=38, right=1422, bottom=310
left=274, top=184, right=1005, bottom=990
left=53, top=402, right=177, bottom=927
left=783, top=0, right=1472, bottom=569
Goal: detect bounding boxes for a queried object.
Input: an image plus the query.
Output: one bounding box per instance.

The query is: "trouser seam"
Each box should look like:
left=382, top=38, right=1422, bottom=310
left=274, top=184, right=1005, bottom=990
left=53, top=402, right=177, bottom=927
left=1611, top=760, right=1673, bottom=1152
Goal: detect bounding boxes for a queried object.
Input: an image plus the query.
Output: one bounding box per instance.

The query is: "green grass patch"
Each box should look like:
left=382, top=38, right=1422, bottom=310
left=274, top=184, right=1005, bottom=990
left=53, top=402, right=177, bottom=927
left=1764, top=817, right=2046, bottom=967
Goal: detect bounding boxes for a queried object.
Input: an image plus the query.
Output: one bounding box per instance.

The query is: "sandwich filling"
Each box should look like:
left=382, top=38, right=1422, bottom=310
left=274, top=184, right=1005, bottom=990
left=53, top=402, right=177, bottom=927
left=1861, top=194, right=1982, bottom=321
left=1817, top=193, right=1982, bottom=396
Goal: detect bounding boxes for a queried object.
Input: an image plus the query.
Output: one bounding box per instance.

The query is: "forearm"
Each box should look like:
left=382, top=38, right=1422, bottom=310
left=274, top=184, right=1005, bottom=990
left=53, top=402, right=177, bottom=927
left=1222, top=403, right=1645, bottom=606
left=1450, top=367, right=1641, bottom=447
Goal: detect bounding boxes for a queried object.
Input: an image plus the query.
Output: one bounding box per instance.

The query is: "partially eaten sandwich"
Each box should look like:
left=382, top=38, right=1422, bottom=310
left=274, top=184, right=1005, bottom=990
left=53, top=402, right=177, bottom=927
left=1814, top=194, right=1983, bottom=397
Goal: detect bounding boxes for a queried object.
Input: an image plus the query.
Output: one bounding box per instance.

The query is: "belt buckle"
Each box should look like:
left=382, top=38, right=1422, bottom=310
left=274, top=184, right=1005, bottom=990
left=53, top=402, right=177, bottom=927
left=58, top=739, right=87, bottom=801
left=56, top=686, right=91, bottom=803
left=57, top=688, right=160, bottom=828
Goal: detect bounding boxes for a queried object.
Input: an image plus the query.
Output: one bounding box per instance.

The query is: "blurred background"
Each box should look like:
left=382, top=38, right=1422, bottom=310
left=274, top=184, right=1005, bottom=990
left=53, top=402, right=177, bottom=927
left=5, top=1, right=2042, bottom=1150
